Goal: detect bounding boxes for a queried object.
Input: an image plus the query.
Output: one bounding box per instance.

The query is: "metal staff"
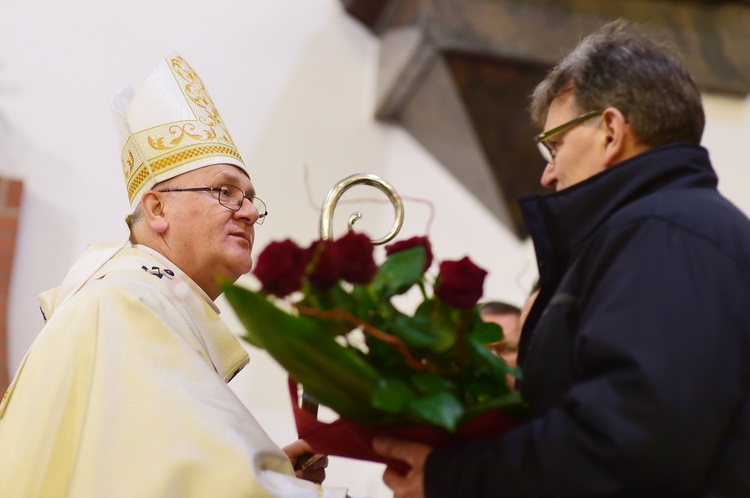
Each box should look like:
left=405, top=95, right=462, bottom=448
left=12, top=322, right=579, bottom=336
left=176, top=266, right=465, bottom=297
left=319, top=173, right=405, bottom=245
left=300, top=172, right=405, bottom=430
left=296, top=173, right=404, bottom=470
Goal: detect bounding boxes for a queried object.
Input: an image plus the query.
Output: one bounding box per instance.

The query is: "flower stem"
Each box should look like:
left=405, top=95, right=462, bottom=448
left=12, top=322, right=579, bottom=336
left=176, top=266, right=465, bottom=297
left=294, top=304, right=452, bottom=373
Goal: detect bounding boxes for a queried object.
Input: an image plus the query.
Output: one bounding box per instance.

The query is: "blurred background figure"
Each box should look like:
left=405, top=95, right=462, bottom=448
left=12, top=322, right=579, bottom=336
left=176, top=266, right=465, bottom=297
left=480, top=301, right=521, bottom=368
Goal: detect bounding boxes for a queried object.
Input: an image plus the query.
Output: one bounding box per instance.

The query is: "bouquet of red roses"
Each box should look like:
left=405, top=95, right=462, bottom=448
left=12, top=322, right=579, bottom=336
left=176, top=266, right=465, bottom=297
left=222, top=232, right=526, bottom=467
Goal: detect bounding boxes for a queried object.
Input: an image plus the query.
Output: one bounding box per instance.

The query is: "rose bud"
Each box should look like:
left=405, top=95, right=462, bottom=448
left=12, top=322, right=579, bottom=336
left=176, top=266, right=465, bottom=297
left=385, top=236, right=433, bottom=271
left=254, top=239, right=311, bottom=297
left=435, top=256, right=488, bottom=309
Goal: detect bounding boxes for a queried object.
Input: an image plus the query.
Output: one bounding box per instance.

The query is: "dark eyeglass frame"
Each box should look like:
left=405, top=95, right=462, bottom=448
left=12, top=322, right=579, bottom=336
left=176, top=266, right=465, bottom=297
left=158, top=184, right=268, bottom=225
left=534, top=110, right=603, bottom=163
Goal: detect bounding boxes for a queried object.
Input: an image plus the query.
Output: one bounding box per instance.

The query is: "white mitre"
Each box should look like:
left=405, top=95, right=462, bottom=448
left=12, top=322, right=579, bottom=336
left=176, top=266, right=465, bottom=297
left=111, top=52, right=249, bottom=211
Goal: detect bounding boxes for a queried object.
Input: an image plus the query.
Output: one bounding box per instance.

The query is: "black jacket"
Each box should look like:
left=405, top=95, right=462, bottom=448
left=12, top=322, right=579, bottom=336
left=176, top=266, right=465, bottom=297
left=425, top=143, right=750, bottom=497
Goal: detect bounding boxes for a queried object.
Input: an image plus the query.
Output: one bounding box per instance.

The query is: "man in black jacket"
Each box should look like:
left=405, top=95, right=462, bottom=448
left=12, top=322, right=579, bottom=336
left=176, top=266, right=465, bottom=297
left=374, top=19, right=750, bottom=497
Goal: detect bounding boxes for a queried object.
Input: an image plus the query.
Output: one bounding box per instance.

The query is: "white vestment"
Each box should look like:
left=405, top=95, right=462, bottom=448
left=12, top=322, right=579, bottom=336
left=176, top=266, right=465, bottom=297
left=0, top=243, right=347, bottom=497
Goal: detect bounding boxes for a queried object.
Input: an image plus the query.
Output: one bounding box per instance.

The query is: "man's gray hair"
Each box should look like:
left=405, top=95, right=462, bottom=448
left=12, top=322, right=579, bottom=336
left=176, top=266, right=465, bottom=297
left=125, top=204, right=143, bottom=230
left=125, top=176, right=180, bottom=231
left=530, top=19, right=704, bottom=147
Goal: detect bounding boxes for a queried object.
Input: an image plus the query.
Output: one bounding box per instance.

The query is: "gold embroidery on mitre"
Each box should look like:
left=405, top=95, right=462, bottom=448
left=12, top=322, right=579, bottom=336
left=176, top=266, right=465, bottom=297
left=148, top=123, right=218, bottom=150
left=120, top=54, right=245, bottom=206
left=126, top=144, right=242, bottom=201
left=124, top=150, right=135, bottom=179
left=150, top=144, right=242, bottom=172
left=127, top=166, right=152, bottom=200
left=169, top=55, right=236, bottom=146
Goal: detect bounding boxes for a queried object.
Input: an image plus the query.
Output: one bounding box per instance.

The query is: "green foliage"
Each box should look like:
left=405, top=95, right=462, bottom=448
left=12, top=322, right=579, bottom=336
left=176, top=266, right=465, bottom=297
left=223, top=243, right=527, bottom=431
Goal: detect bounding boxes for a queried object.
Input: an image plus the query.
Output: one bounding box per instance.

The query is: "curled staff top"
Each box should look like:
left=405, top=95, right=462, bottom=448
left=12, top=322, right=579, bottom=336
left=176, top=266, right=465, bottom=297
left=319, top=173, right=405, bottom=245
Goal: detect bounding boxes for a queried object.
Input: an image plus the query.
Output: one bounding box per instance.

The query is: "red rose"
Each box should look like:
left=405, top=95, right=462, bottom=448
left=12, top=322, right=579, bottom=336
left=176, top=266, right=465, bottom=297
left=307, top=240, right=340, bottom=291
left=385, top=236, right=433, bottom=270
left=435, top=256, right=488, bottom=309
left=335, top=232, right=377, bottom=284
left=253, top=239, right=311, bottom=297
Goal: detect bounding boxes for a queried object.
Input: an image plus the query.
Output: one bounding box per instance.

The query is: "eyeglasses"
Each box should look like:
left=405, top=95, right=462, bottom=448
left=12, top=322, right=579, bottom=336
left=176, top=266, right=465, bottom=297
left=159, top=184, right=268, bottom=225
left=534, top=110, right=603, bottom=163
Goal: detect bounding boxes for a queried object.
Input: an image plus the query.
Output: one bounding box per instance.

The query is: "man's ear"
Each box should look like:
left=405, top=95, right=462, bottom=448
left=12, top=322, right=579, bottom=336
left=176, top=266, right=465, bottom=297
left=600, top=107, right=644, bottom=168
left=140, top=191, right=169, bottom=234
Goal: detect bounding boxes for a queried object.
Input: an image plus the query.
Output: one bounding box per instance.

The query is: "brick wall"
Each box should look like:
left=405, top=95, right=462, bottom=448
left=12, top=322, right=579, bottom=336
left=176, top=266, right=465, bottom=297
left=0, top=176, right=22, bottom=392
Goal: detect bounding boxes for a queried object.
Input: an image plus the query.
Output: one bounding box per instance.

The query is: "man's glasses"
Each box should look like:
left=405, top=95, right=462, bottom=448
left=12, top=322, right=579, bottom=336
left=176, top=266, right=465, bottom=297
left=534, top=110, right=602, bottom=163
left=159, top=184, right=268, bottom=225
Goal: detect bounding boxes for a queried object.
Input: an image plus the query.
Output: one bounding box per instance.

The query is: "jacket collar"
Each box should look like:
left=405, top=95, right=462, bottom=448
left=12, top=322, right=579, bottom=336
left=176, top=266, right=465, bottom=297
left=519, top=142, right=717, bottom=274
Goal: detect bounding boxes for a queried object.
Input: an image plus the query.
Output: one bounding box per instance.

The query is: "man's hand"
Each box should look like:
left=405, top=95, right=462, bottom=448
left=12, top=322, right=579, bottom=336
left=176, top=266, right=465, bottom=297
left=282, top=439, right=328, bottom=485
left=373, top=435, right=433, bottom=498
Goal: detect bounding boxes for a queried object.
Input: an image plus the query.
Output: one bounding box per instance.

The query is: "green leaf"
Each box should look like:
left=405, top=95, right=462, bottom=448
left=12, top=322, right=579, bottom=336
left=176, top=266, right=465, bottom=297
left=390, top=314, right=442, bottom=350
left=371, top=377, right=416, bottom=413
left=412, top=299, right=459, bottom=353
left=465, top=336, right=521, bottom=379
left=462, top=391, right=527, bottom=420
left=406, top=391, right=465, bottom=432
left=463, top=378, right=502, bottom=402
left=371, top=247, right=425, bottom=299
left=468, top=320, right=504, bottom=344
left=349, top=284, right=380, bottom=324
left=222, top=282, right=384, bottom=422
left=410, top=372, right=454, bottom=395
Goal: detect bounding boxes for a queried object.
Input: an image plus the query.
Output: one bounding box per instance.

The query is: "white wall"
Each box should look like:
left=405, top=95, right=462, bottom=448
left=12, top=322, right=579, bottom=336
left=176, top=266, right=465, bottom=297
left=1, top=1, right=749, bottom=496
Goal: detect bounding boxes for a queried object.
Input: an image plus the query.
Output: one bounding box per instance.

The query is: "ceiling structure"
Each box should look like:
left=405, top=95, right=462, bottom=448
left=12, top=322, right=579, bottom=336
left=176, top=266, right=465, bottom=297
left=341, top=0, right=750, bottom=238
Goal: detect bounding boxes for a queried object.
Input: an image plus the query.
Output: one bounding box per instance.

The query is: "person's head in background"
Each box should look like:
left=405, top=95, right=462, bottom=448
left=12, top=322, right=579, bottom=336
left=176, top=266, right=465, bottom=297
left=480, top=301, right=522, bottom=367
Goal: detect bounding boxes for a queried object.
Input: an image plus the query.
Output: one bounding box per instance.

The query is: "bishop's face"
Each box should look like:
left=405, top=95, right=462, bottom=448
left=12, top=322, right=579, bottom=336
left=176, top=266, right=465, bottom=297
left=157, top=163, right=261, bottom=297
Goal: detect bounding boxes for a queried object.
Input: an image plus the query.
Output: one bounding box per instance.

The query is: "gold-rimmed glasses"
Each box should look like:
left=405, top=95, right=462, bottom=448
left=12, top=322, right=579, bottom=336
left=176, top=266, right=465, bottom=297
left=534, top=110, right=603, bottom=163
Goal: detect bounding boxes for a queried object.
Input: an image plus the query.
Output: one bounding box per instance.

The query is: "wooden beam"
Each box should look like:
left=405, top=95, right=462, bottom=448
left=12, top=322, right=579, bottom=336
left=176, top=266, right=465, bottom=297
left=358, top=0, right=750, bottom=95
left=340, top=0, right=390, bottom=28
